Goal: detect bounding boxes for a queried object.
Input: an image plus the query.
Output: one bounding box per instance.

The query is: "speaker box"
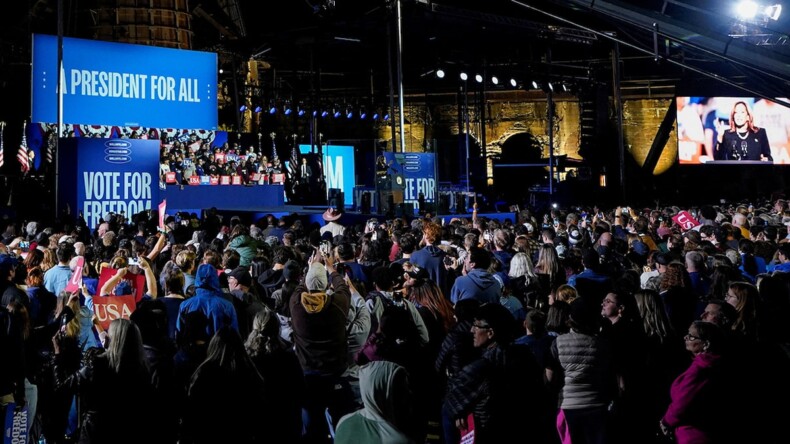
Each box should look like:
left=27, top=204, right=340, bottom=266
left=438, top=193, right=450, bottom=214
left=328, top=188, right=344, bottom=212
left=360, top=192, right=371, bottom=214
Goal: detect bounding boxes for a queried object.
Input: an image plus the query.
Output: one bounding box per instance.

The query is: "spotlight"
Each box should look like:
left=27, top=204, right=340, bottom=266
left=736, top=0, right=759, bottom=19
left=284, top=106, right=293, bottom=115
left=360, top=111, right=367, bottom=119
left=253, top=106, right=262, bottom=113
left=532, top=80, right=539, bottom=89
left=383, top=113, right=390, bottom=121
left=269, top=106, right=277, bottom=114
left=346, top=110, right=353, bottom=119
left=491, top=76, right=499, bottom=85
left=321, top=110, right=329, bottom=118
left=372, top=112, right=379, bottom=120
left=548, top=82, right=554, bottom=92
left=460, top=72, right=468, bottom=81
left=298, top=108, right=305, bottom=116
left=334, top=109, right=341, bottom=118
left=765, top=4, right=782, bottom=20
left=436, top=69, right=445, bottom=79
left=562, top=83, right=569, bottom=92
left=239, top=105, right=247, bottom=112
left=475, top=74, right=483, bottom=83
left=219, top=69, right=224, bottom=74
left=509, top=78, right=517, bottom=87
left=312, top=110, right=318, bottom=117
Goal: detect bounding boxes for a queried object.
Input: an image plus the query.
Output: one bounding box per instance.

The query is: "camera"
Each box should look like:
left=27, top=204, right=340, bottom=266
left=18, top=241, right=30, bottom=251
left=128, top=257, right=140, bottom=266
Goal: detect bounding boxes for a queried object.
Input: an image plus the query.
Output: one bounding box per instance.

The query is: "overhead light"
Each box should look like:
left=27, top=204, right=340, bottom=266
left=218, top=69, right=224, bottom=74
left=475, top=74, right=483, bottom=83
left=764, top=4, right=782, bottom=20
left=333, top=109, right=341, bottom=118
left=372, top=112, right=379, bottom=120
left=736, top=0, right=759, bottom=19
left=284, top=105, right=293, bottom=115
left=491, top=76, right=499, bottom=85
left=253, top=106, right=262, bottom=113
left=346, top=110, right=353, bottom=119
left=313, top=110, right=318, bottom=117
left=360, top=111, right=367, bottom=119
left=509, top=78, right=517, bottom=87
left=436, top=69, right=445, bottom=79
left=562, top=83, right=569, bottom=92
left=383, top=113, right=390, bottom=121
left=239, top=105, right=247, bottom=112
left=321, top=110, right=329, bottom=118
left=532, top=80, right=539, bottom=89
left=269, top=106, right=277, bottom=114
left=460, top=72, right=468, bottom=81
left=298, top=107, right=306, bottom=116
left=548, top=82, right=554, bottom=92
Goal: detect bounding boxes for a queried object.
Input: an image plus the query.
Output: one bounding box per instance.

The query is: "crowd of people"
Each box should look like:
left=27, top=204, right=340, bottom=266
left=1, top=196, right=790, bottom=443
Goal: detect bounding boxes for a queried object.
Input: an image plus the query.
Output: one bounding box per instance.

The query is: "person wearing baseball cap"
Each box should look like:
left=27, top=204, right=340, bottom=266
left=227, top=267, right=265, bottom=339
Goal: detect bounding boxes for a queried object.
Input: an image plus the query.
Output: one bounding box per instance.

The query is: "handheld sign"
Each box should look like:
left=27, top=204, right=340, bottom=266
left=672, top=211, right=700, bottom=231
left=64, top=257, right=85, bottom=293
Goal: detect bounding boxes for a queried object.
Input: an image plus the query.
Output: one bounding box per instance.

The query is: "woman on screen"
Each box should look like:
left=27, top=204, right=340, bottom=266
left=714, top=101, right=772, bottom=161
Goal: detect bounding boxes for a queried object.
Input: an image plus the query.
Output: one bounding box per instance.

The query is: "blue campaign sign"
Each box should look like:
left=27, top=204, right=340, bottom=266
left=382, top=152, right=437, bottom=203
left=32, top=34, right=217, bottom=130
left=58, top=138, right=160, bottom=229
left=299, top=144, right=355, bottom=207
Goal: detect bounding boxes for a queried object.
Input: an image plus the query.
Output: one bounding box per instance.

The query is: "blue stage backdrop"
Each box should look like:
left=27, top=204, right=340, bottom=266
left=299, top=144, right=355, bottom=207
left=32, top=34, right=217, bottom=130
left=382, top=152, right=437, bottom=204
left=58, top=138, right=160, bottom=229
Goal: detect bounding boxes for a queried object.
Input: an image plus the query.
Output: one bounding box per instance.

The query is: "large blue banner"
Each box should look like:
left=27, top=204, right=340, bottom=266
left=299, top=144, right=355, bottom=207
left=58, top=138, right=160, bottom=229
left=32, top=34, right=217, bottom=130
left=382, top=152, right=437, bottom=203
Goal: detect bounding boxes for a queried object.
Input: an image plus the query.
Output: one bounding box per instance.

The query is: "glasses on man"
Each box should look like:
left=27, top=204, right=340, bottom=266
left=472, top=323, right=491, bottom=330
left=684, top=334, right=701, bottom=342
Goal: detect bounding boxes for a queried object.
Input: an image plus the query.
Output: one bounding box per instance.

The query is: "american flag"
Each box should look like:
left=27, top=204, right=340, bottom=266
left=46, top=128, right=56, bottom=164
left=288, top=134, right=299, bottom=183
left=18, top=121, right=29, bottom=173
left=0, top=123, right=5, bottom=169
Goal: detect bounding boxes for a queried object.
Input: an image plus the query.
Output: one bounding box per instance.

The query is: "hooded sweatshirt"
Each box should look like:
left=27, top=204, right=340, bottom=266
left=450, top=269, right=502, bottom=305
left=177, top=264, right=239, bottom=336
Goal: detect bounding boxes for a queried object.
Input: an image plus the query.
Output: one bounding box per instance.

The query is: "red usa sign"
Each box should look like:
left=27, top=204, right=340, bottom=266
left=672, top=211, right=700, bottom=231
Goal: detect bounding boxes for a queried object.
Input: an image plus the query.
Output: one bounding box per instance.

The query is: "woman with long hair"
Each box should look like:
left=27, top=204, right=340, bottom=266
left=183, top=327, right=267, bottom=443
left=245, top=308, right=304, bottom=443
left=534, top=244, right=565, bottom=306
left=725, top=281, right=759, bottom=339
left=53, top=318, right=153, bottom=444
left=507, top=252, right=540, bottom=307
left=23, top=248, right=44, bottom=272
left=41, top=248, right=57, bottom=273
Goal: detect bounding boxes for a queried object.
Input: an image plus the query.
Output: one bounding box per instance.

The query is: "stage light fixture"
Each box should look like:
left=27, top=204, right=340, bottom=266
left=313, top=110, right=318, bottom=117
left=333, top=110, right=341, bottom=118
left=509, top=78, right=517, bottom=87
left=269, top=106, right=277, bottom=114
left=436, top=69, right=445, bottom=79
left=460, top=72, right=468, bottom=81
left=372, top=112, right=380, bottom=120
left=321, top=110, right=329, bottom=118
left=491, top=76, right=499, bottom=85
left=284, top=105, right=293, bottom=115
left=360, top=111, right=367, bottom=119
left=298, top=107, right=305, bottom=116
left=383, top=113, right=390, bottom=121
left=346, top=110, right=353, bottom=119
left=765, top=4, right=782, bottom=20
left=548, top=82, right=554, bottom=92
left=219, top=69, right=224, bottom=74
left=239, top=105, right=247, bottom=112
left=475, top=74, right=483, bottom=83
left=562, top=83, right=569, bottom=92
left=532, top=80, right=539, bottom=89
left=253, top=106, right=262, bottom=113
